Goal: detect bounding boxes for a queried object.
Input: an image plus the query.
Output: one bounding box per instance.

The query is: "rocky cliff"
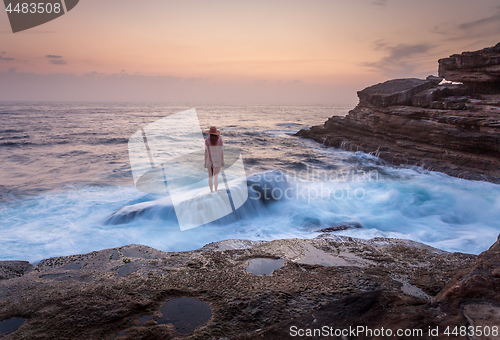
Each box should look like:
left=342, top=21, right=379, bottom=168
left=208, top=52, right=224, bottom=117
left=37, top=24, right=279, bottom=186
left=439, top=42, right=500, bottom=93
left=295, top=43, right=500, bottom=183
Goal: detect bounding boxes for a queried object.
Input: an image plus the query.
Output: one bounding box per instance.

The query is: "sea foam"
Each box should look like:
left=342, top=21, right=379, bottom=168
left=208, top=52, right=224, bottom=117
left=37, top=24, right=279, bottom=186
left=1, top=168, right=499, bottom=262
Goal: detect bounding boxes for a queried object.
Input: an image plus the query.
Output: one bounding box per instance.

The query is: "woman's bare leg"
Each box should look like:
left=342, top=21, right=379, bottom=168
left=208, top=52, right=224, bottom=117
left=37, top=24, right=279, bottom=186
left=213, top=167, right=221, bottom=191
left=207, top=167, right=214, bottom=192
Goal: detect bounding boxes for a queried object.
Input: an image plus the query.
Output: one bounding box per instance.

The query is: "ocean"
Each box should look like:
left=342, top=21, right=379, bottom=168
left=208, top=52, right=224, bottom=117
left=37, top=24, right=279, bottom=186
left=1, top=102, right=500, bottom=263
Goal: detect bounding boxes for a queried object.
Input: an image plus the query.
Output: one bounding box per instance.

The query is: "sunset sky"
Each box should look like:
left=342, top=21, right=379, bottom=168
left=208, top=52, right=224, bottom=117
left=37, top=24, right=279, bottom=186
left=1, top=0, right=499, bottom=104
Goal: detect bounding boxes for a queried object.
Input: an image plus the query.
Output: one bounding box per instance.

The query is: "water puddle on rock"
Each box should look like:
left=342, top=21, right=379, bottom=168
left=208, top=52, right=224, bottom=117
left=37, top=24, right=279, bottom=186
left=246, top=258, right=284, bottom=276
left=157, top=297, right=211, bottom=334
left=138, top=315, right=152, bottom=324
left=0, top=317, right=26, bottom=335
left=40, top=273, right=91, bottom=282
left=392, top=277, right=430, bottom=300
left=116, top=262, right=141, bottom=277
left=64, top=262, right=82, bottom=270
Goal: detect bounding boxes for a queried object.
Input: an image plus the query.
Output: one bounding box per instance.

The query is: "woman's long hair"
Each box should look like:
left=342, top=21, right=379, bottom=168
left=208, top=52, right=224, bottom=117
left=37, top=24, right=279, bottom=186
left=209, top=134, right=219, bottom=146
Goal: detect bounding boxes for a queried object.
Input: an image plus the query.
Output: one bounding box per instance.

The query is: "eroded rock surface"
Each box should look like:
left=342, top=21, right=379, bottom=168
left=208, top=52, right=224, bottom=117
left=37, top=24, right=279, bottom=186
left=439, top=42, right=500, bottom=93
left=0, top=262, right=33, bottom=280
left=295, top=43, right=500, bottom=183
left=435, top=234, right=500, bottom=307
left=2, top=235, right=495, bottom=339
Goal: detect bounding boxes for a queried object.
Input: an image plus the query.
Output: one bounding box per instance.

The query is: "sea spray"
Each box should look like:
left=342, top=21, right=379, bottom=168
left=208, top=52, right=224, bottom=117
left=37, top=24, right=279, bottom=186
left=1, top=168, right=500, bottom=262
left=1, top=102, right=499, bottom=262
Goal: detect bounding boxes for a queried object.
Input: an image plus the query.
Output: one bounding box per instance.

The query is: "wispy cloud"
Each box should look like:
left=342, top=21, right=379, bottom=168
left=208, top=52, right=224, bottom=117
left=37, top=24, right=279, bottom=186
left=49, top=59, right=67, bottom=65
left=431, top=8, right=500, bottom=45
left=458, top=11, right=500, bottom=30
left=363, top=41, right=434, bottom=77
left=0, top=52, right=15, bottom=62
left=430, top=24, right=450, bottom=35
left=46, top=54, right=67, bottom=65
left=371, top=0, right=387, bottom=6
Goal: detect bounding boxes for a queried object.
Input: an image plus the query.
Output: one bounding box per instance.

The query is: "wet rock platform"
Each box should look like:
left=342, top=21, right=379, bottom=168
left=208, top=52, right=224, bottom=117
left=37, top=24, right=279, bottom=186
left=2, top=233, right=499, bottom=339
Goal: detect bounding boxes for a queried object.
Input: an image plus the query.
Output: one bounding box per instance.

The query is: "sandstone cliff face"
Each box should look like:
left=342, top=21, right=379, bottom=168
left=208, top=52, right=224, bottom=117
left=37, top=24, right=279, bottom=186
left=434, top=235, right=500, bottom=339
left=296, top=43, right=500, bottom=183
left=439, top=42, right=500, bottom=93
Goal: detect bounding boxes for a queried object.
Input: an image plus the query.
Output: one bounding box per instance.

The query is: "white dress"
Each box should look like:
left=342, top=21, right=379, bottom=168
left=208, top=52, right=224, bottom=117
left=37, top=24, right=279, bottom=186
left=205, top=137, right=224, bottom=168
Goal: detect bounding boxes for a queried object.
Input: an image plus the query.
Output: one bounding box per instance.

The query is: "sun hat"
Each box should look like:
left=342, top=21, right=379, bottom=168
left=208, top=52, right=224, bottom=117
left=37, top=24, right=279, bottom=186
left=205, top=126, right=220, bottom=135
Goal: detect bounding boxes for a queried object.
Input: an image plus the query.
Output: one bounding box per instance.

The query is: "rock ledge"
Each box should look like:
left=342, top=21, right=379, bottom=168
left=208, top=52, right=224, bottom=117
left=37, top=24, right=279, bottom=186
left=2, top=234, right=499, bottom=339
left=296, top=43, right=500, bottom=183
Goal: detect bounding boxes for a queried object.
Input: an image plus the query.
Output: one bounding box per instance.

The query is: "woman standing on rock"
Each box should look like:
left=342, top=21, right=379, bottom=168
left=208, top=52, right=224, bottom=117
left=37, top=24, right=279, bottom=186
left=204, top=126, right=225, bottom=192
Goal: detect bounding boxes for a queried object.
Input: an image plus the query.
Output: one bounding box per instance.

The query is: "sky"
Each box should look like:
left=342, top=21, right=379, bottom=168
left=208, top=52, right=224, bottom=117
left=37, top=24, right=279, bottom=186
left=0, top=0, right=499, bottom=104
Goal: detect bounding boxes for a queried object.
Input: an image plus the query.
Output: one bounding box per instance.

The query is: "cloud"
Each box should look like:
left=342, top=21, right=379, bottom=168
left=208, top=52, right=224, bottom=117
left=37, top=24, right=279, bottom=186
left=432, top=9, right=500, bottom=45
left=46, top=55, right=67, bottom=65
left=430, top=24, right=450, bottom=35
left=458, top=11, right=500, bottom=31
left=371, top=0, right=387, bottom=6
left=0, top=52, right=15, bottom=62
left=363, top=41, right=434, bottom=77
left=49, top=59, right=67, bottom=65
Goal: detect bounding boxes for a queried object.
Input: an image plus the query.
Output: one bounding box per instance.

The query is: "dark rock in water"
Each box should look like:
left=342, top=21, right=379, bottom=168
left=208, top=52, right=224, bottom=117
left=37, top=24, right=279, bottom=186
left=295, top=43, right=500, bottom=183
left=0, top=317, right=26, bottom=335
left=246, top=170, right=291, bottom=204
left=105, top=170, right=291, bottom=227
left=316, top=221, right=362, bottom=233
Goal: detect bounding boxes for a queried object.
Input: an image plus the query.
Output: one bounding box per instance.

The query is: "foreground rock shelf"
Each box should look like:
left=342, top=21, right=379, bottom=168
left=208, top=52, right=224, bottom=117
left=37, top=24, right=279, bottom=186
left=1, top=233, right=500, bottom=339
left=296, top=43, right=500, bottom=183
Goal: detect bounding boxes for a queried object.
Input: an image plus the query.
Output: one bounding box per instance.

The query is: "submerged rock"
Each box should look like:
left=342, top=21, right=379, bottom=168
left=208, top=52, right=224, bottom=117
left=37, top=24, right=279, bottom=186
left=316, top=221, right=362, bottom=233
left=295, top=43, right=500, bottom=183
